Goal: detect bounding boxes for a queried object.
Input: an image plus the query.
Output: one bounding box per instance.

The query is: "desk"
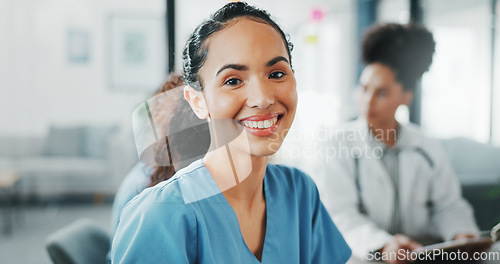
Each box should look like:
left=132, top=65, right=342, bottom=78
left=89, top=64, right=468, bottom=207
left=0, top=171, right=21, bottom=234
left=348, top=243, right=500, bottom=263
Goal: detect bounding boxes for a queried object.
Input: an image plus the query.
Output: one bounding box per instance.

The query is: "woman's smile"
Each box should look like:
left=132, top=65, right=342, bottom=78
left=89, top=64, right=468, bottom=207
left=238, top=113, right=283, bottom=137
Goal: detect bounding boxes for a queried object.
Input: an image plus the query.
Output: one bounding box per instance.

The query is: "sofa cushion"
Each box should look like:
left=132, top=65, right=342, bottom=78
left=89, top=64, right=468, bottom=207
left=44, top=126, right=83, bottom=156
left=81, top=126, right=117, bottom=159
left=17, top=157, right=107, bottom=178
left=0, top=137, right=45, bottom=158
left=441, top=137, right=500, bottom=185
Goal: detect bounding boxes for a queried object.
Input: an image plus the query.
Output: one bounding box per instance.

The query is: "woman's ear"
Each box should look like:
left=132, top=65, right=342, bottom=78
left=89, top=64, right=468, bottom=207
left=184, top=86, right=209, bottom=119
left=402, top=91, right=413, bottom=106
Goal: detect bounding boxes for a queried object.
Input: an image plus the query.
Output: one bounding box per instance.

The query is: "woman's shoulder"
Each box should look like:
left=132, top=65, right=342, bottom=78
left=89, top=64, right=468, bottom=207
left=121, top=160, right=207, bottom=217
left=267, top=163, right=309, bottom=179
left=266, top=164, right=318, bottom=195
left=112, top=163, right=202, bottom=263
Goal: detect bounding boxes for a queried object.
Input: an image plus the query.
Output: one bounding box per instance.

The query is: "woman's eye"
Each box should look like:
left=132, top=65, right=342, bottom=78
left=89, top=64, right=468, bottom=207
left=269, top=71, right=285, bottom=79
left=224, top=78, right=242, bottom=86
left=378, top=91, right=387, bottom=97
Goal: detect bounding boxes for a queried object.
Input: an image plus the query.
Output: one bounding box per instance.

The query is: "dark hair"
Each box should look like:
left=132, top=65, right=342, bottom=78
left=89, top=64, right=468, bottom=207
left=361, top=23, right=435, bottom=91
left=182, top=1, right=293, bottom=88
left=147, top=73, right=210, bottom=187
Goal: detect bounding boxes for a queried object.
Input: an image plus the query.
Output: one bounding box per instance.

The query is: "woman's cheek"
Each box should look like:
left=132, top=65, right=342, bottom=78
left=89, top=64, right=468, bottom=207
left=210, top=93, right=244, bottom=119
left=283, top=82, right=298, bottom=110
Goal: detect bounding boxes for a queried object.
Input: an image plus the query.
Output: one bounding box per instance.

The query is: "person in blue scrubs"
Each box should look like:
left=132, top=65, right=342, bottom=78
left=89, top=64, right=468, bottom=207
left=108, top=73, right=210, bottom=263
left=111, top=2, right=351, bottom=263
left=110, top=162, right=151, bottom=241
left=110, top=73, right=203, bottom=241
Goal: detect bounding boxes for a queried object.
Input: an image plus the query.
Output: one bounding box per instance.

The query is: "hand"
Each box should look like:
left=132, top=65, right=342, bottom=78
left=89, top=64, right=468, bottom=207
left=380, top=234, right=423, bottom=264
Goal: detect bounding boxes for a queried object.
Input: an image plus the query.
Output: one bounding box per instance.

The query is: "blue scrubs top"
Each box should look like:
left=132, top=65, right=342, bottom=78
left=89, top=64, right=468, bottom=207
left=111, top=159, right=351, bottom=263
left=107, top=162, right=152, bottom=263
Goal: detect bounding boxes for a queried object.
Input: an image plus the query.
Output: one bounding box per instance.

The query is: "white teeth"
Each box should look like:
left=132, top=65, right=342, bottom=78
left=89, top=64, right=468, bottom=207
left=241, top=116, right=279, bottom=129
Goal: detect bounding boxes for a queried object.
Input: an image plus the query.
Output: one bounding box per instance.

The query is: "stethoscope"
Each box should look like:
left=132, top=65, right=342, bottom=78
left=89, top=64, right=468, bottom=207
left=354, top=146, right=435, bottom=215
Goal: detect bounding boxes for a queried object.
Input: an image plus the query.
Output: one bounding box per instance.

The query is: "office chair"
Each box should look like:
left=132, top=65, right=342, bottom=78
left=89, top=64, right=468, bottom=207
left=45, top=218, right=110, bottom=264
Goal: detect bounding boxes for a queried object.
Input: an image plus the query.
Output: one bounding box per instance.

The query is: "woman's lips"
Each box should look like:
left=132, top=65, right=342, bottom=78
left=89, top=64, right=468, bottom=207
left=239, top=113, right=281, bottom=122
left=238, top=113, right=282, bottom=137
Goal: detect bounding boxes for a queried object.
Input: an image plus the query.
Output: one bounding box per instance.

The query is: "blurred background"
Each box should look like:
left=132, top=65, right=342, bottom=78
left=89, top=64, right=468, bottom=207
left=0, top=0, right=499, bottom=263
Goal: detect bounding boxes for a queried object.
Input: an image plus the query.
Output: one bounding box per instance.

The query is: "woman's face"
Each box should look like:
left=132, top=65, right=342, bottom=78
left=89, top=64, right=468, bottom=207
left=358, top=63, right=412, bottom=128
left=197, top=17, right=297, bottom=157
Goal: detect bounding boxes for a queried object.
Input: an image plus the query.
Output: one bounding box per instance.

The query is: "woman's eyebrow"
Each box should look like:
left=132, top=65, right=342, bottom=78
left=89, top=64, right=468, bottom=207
left=215, top=56, right=289, bottom=76
left=266, top=56, right=289, bottom=67
left=216, top=64, right=248, bottom=76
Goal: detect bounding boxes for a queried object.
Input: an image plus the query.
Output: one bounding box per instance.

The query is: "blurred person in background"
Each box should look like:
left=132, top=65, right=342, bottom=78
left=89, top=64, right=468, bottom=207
left=108, top=73, right=210, bottom=262
left=320, top=23, right=479, bottom=263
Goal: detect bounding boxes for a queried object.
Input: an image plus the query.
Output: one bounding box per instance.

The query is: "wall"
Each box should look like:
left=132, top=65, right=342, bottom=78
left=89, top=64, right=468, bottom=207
left=422, top=0, right=492, bottom=142
left=0, top=0, right=165, bottom=138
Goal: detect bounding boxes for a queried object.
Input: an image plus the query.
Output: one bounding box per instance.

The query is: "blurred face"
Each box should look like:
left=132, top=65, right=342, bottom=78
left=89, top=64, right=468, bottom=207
left=195, top=17, right=297, bottom=157
left=359, top=63, right=412, bottom=129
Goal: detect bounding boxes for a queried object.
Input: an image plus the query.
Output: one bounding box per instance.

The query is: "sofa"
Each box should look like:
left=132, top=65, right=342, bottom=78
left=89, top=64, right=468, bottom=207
left=0, top=125, right=138, bottom=200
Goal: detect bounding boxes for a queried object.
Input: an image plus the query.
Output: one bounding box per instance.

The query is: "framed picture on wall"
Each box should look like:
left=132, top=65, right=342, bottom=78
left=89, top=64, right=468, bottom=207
left=108, top=15, right=167, bottom=92
left=67, top=28, right=90, bottom=64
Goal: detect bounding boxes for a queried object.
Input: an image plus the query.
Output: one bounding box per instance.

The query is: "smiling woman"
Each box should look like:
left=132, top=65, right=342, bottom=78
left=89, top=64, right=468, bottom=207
left=111, top=2, right=351, bottom=264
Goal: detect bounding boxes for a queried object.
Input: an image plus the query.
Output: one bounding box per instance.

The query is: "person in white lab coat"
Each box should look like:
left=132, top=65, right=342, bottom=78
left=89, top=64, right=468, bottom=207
left=321, top=23, right=479, bottom=263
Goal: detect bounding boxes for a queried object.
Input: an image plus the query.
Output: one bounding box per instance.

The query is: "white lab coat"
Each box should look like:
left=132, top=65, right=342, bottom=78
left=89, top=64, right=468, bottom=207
left=319, top=119, right=479, bottom=258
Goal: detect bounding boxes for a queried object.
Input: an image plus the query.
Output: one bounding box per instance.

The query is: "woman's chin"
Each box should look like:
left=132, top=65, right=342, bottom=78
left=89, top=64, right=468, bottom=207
left=248, top=140, right=283, bottom=157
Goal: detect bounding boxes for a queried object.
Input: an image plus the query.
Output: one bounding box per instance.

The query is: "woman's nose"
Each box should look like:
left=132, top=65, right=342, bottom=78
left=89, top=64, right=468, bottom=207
left=246, top=80, right=275, bottom=109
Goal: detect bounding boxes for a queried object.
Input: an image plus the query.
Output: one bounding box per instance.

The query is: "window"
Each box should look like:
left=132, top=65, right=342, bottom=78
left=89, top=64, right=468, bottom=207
left=421, top=0, right=492, bottom=143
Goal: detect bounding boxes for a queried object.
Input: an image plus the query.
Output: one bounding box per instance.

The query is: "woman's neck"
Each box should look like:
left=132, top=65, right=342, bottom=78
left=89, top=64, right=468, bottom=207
left=203, top=143, right=268, bottom=207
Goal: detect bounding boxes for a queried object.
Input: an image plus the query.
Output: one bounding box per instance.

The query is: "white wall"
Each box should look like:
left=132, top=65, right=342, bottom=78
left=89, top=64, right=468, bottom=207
left=0, top=0, right=165, bottom=137
left=378, top=0, right=409, bottom=24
